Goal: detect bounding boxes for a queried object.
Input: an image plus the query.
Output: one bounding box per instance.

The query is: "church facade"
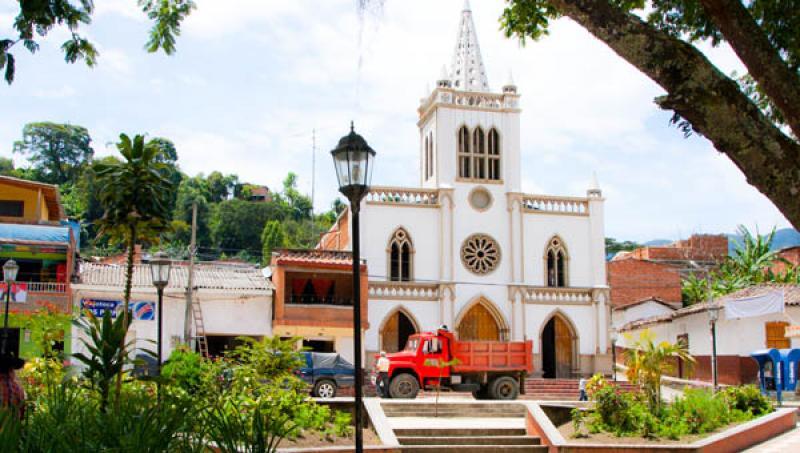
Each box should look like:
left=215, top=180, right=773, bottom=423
left=324, top=3, right=611, bottom=378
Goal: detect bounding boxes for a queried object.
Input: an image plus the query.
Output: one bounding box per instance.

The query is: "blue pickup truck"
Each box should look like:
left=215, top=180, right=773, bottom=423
left=296, top=352, right=355, bottom=398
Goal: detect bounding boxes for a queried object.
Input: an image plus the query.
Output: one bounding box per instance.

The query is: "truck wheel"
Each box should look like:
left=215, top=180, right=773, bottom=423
left=472, top=385, right=489, bottom=400
left=489, top=376, right=519, bottom=400
left=389, top=374, right=419, bottom=399
left=313, top=380, right=337, bottom=399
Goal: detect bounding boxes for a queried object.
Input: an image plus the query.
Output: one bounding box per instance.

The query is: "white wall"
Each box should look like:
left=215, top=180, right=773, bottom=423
left=612, top=302, right=676, bottom=329
left=620, top=306, right=800, bottom=356
left=72, top=288, right=272, bottom=363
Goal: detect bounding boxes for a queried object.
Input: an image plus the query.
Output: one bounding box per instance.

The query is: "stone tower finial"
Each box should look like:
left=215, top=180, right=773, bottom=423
left=587, top=172, right=602, bottom=198
left=449, top=2, right=489, bottom=92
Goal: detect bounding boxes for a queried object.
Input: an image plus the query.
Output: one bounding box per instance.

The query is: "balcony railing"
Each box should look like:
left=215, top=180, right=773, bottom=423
left=22, top=281, right=68, bottom=293
left=286, top=295, right=353, bottom=307
left=365, top=187, right=440, bottom=207
left=368, top=281, right=440, bottom=301
left=521, top=194, right=589, bottom=216
left=520, top=286, right=594, bottom=304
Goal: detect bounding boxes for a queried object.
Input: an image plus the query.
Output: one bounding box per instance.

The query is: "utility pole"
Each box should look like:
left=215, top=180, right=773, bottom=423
left=183, top=202, right=197, bottom=344
left=311, top=128, right=316, bottom=244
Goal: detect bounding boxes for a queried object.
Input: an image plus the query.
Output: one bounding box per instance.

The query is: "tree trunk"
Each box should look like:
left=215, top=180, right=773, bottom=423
left=698, top=0, right=800, bottom=139
left=114, top=222, right=137, bottom=410
left=549, top=0, right=800, bottom=229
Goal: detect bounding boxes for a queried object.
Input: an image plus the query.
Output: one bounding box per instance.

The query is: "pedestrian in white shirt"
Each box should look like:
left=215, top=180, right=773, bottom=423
left=376, top=351, right=390, bottom=398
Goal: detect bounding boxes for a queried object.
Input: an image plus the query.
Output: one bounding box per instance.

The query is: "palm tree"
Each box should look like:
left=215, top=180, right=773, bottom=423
left=624, top=330, right=694, bottom=412
left=94, top=134, right=176, bottom=402
left=95, top=134, right=175, bottom=323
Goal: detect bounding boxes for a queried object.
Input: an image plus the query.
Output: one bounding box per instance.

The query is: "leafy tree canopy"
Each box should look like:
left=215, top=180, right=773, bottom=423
left=501, top=0, right=800, bottom=229
left=12, top=122, right=94, bottom=185
left=1, top=0, right=196, bottom=84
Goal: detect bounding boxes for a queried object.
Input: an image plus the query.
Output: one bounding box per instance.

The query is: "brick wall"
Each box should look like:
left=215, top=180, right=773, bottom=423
left=772, top=246, right=800, bottom=275
left=627, top=234, right=728, bottom=263
left=607, top=258, right=682, bottom=307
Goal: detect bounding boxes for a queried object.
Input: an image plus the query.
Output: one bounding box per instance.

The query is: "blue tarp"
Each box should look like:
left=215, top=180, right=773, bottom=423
left=0, top=223, right=71, bottom=244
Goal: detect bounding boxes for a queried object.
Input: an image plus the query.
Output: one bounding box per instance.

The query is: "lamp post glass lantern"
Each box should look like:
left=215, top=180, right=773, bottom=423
left=2, top=259, right=19, bottom=356
left=150, top=252, right=171, bottom=373
left=331, top=122, right=375, bottom=453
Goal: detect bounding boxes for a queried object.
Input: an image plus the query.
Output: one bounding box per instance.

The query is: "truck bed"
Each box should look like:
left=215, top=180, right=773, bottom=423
left=451, top=340, right=533, bottom=374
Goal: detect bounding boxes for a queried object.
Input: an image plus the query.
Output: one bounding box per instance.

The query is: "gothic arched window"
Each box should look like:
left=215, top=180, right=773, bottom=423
left=457, top=126, right=471, bottom=178
left=473, top=127, right=486, bottom=179
left=544, top=236, right=568, bottom=287
left=424, top=136, right=429, bottom=181
left=389, top=228, right=413, bottom=281
left=488, top=128, right=501, bottom=180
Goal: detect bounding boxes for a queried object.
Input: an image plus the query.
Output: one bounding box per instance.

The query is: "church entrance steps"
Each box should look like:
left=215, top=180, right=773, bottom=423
left=382, top=402, right=527, bottom=418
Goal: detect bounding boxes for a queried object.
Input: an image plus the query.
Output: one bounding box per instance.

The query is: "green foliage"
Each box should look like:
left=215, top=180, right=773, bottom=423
left=681, top=226, right=795, bottom=305
left=71, top=311, right=134, bottom=414
left=624, top=329, right=694, bottom=412
left=585, top=372, right=608, bottom=399
left=261, top=220, right=288, bottom=265
left=161, top=346, right=212, bottom=394
left=719, top=385, right=772, bottom=417
left=210, top=199, right=288, bottom=256
left=2, top=0, right=195, bottom=84
left=605, top=237, right=641, bottom=256
left=12, top=122, right=94, bottom=185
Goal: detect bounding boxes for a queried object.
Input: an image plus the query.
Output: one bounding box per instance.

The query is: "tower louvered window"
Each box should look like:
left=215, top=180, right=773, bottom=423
left=457, top=126, right=501, bottom=182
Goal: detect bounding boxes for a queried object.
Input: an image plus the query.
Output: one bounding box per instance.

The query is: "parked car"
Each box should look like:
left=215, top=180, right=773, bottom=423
left=296, top=351, right=355, bottom=398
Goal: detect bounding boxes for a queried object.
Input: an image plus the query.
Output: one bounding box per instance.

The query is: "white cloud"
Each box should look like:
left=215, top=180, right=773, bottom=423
left=33, top=85, right=76, bottom=99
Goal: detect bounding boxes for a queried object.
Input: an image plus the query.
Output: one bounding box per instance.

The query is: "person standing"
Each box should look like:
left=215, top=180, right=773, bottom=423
left=376, top=351, right=390, bottom=398
left=578, top=376, right=588, bottom=401
left=0, top=354, right=25, bottom=418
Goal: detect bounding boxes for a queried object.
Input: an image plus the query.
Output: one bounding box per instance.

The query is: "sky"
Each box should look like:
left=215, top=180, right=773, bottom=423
left=0, top=0, right=792, bottom=242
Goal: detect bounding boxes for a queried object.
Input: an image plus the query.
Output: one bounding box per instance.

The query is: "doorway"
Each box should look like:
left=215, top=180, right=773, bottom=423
left=541, top=315, right=575, bottom=378
left=381, top=309, right=417, bottom=352
left=457, top=301, right=501, bottom=341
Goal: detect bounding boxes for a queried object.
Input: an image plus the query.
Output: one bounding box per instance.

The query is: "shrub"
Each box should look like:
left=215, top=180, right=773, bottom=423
left=161, top=346, right=212, bottom=394
left=720, top=385, right=773, bottom=417
left=593, top=385, right=637, bottom=435
left=585, top=373, right=608, bottom=399
left=665, top=389, right=731, bottom=435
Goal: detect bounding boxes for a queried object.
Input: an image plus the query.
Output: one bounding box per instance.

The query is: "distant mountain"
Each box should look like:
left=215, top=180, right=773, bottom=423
left=643, top=239, right=672, bottom=247
left=728, top=228, right=800, bottom=254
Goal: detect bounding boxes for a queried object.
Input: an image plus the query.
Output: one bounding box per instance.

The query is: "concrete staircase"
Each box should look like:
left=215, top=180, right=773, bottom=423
left=522, top=379, right=639, bottom=400
left=382, top=402, right=546, bottom=453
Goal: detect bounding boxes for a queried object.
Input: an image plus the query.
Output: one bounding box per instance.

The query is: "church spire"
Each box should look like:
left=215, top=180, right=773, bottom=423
left=449, top=1, right=490, bottom=92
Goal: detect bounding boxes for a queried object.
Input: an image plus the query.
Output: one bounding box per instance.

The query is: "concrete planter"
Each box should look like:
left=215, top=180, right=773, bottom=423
left=524, top=402, right=797, bottom=453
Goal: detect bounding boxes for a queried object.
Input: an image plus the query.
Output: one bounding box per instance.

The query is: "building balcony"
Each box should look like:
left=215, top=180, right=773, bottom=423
left=517, top=286, right=595, bottom=304
left=286, top=294, right=353, bottom=307
left=368, top=281, right=440, bottom=301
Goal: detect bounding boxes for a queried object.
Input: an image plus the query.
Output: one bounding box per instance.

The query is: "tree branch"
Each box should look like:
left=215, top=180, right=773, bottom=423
left=549, top=0, right=800, bottom=228
left=698, top=0, right=800, bottom=138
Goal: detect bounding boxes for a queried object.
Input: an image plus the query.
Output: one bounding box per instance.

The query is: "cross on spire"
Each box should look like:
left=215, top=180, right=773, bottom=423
left=449, top=1, right=490, bottom=92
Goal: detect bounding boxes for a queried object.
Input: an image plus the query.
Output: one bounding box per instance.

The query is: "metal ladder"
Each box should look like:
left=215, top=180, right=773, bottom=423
left=191, top=296, right=209, bottom=358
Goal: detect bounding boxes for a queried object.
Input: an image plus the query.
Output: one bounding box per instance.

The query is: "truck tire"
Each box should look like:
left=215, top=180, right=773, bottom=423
left=313, top=379, right=337, bottom=399
left=472, top=385, right=489, bottom=400
left=489, top=376, right=519, bottom=400
left=389, top=373, right=419, bottom=399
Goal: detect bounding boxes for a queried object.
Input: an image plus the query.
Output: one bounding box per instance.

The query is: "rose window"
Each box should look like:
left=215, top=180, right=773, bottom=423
left=461, top=234, right=501, bottom=275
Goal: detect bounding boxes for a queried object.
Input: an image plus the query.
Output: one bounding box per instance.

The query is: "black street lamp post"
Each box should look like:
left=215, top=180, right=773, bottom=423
left=331, top=122, right=375, bottom=453
left=708, top=301, right=720, bottom=392
left=2, top=259, right=19, bottom=355
left=150, top=252, right=172, bottom=374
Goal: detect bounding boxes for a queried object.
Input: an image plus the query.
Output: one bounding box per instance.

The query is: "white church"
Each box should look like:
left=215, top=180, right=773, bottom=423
left=323, top=2, right=611, bottom=378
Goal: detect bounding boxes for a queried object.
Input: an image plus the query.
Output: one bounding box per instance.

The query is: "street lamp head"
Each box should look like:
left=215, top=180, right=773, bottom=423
left=3, top=259, right=18, bottom=283
left=331, top=122, right=376, bottom=203
left=610, top=328, right=619, bottom=343
left=707, top=302, right=721, bottom=322
left=149, top=252, right=172, bottom=290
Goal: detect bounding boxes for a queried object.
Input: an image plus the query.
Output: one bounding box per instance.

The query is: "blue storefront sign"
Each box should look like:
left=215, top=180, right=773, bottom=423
left=80, top=299, right=155, bottom=321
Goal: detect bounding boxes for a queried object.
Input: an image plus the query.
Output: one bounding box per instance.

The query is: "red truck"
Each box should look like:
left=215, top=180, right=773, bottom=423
left=377, top=328, right=533, bottom=400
